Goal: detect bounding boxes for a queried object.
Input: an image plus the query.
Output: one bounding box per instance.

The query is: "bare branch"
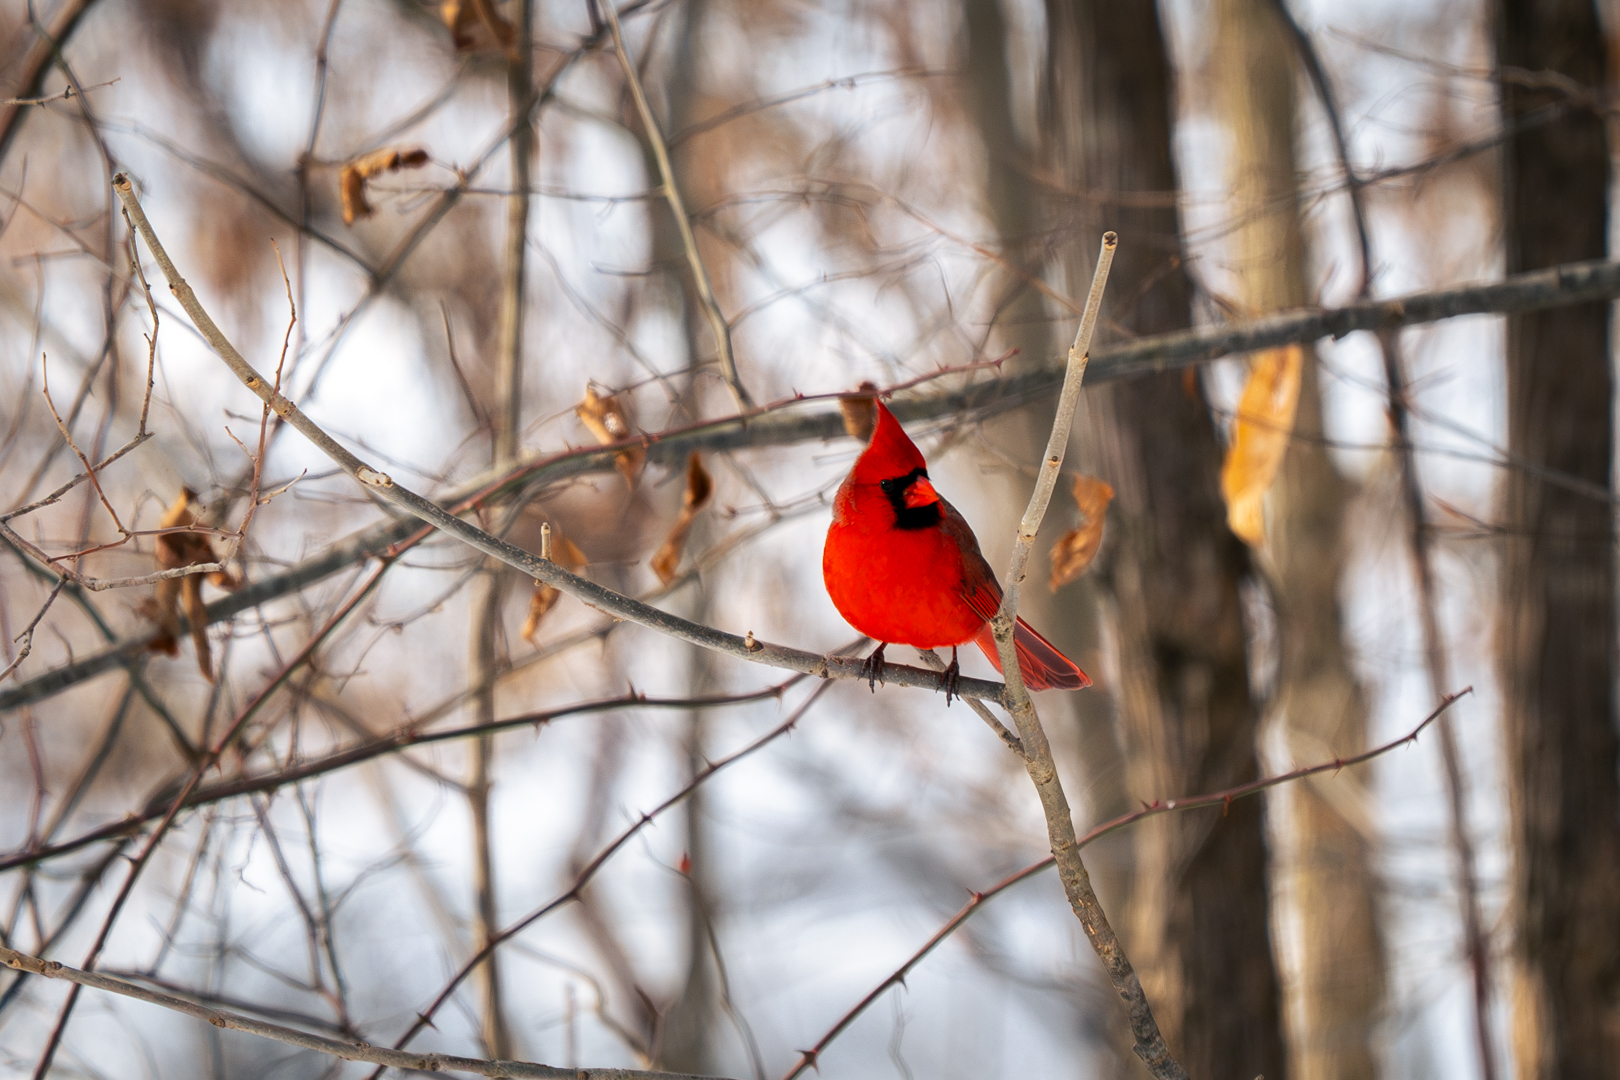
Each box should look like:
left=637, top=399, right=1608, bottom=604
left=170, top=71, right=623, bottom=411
left=784, top=687, right=1470, bottom=1078
left=12, top=249, right=1620, bottom=714
left=379, top=680, right=835, bottom=1063
left=0, top=579, right=66, bottom=682
left=983, top=232, right=1193, bottom=1080
left=602, top=0, right=752, bottom=409
left=0, top=945, right=733, bottom=1080
left=0, top=0, right=98, bottom=167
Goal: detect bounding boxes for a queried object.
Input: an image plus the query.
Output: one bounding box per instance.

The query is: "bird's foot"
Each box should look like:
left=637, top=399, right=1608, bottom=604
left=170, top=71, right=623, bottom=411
left=862, top=643, right=888, bottom=692
left=940, top=648, right=961, bottom=706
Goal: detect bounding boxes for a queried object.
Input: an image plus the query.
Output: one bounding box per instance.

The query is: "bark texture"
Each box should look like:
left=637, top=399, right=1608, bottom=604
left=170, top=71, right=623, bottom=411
left=1495, top=1, right=1620, bottom=1075
left=1210, top=1, right=1385, bottom=1077
left=1041, top=3, right=1285, bottom=1077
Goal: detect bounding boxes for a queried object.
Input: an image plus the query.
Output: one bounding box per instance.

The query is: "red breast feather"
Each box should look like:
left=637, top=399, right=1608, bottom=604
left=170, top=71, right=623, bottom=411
left=823, top=400, right=1090, bottom=691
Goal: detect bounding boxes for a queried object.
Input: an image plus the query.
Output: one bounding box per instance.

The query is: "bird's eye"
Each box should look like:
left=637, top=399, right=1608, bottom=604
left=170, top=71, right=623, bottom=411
left=878, top=468, right=926, bottom=496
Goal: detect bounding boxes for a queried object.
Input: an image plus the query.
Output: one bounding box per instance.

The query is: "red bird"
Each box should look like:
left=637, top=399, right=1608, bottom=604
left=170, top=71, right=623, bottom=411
left=823, top=400, right=1090, bottom=695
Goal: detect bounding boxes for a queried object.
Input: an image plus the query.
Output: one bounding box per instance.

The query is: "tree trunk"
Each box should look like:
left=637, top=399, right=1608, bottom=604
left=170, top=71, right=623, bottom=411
left=1210, top=2, right=1386, bottom=1078
left=1494, top=2, right=1620, bottom=1075
left=1040, top=3, right=1286, bottom=1077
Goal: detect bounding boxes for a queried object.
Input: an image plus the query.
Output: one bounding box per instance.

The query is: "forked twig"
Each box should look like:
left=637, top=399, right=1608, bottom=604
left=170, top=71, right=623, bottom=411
left=983, top=232, right=1192, bottom=1079
left=0, top=944, right=730, bottom=1080
left=109, top=171, right=1009, bottom=704
left=372, top=680, right=835, bottom=1069
left=601, top=0, right=752, bottom=409
left=11, top=252, right=1620, bottom=716
left=781, top=688, right=1470, bottom=1078
left=0, top=579, right=66, bottom=682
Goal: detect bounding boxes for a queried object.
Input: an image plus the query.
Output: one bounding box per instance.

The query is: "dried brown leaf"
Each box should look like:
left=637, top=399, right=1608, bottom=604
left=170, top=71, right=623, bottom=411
left=681, top=452, right=713, bottom=511
left=340, top=147, right=430, bottom=225
left=1049, top=474, right=1114, bottom=591
left=441, top=0, right=514, bottom=53
left=576, top=385, right=645, bottom=488
left=1220, top=344, right=1303, bottom=547
left=144, top=488, right=238, bottom=680
left=839, top=381, right=880, bottom=442
left=520, top=534, right=587, bottom=643
left=650, top=455, right=713, bottom=585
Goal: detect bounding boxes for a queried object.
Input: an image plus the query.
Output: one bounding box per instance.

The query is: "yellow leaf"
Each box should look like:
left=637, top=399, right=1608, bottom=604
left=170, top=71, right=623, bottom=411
left=1220, top=344, right=1303, bottom=547
left=576, top=385, right=645, bottom=488
left=650, top=455, right=713, bottom=585
left=1049, top=474, right=1114, bottom=591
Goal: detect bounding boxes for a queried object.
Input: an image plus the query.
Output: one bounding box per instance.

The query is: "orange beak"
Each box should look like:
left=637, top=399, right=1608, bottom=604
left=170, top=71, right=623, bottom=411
left=904, top=478, right=941, bottom=509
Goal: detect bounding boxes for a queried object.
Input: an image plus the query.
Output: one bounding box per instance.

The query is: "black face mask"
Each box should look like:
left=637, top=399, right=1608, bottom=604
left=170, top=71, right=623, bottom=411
left=879, top=467, right=942, bottom=531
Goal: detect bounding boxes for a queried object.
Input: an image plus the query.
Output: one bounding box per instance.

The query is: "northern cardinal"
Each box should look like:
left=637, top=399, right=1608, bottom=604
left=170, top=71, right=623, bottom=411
left=823, top=400, right=1090, bottom=694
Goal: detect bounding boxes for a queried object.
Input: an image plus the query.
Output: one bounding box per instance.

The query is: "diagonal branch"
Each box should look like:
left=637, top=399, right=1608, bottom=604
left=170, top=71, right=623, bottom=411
left=374, top=680, right=836, bottom=1068
left=781, top=687, right=1470, bottom=1078
left=12, top=251, right=1620, bottom=714
left=986, top=232, right=1191, bottom=1080
left=109, top=172, right=1004, bottom=705
left=602, top=0, right=752, bottom=409
left=0, top=945, right=732, bottom=1080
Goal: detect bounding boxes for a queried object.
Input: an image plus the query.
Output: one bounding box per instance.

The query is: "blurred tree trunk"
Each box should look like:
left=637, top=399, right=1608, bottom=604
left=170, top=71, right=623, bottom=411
left=653, top=2, right=718, bottom=1071
left=1494, top=2, right=1620, bottom=1075
left=1036, top=3, right=1285, bottom=1077
left=1211, top=2, right=1385, bottom=1078
left=467, top=0, right=534, bottom=1058
left=960, top=0, right=1129, bottom=888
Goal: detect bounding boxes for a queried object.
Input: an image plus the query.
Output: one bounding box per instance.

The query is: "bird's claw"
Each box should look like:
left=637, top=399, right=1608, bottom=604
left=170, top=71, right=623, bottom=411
left=862, top=643, right=888, bottom=692
left=940, top=654, right=961, bottom=706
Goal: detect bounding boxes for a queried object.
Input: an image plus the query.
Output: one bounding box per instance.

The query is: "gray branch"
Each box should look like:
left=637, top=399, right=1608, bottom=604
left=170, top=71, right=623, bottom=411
left=8, top=252, right=1620, bottom=714
left=0, top=946, right=731, bottom=1080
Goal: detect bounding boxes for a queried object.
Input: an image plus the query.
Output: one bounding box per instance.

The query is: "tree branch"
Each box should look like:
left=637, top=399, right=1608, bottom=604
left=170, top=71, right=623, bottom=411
left=10, top=245, right=1620, bottom=714
left=602, top=0, right=752, bottom=408
left=106, top=172, right=1007, bottom=707
left=781, top=687, right=1470, bottom=1078
left=0, top=945, right=732, bottom=1080
left=983, top=232, right=1190, bottom=1079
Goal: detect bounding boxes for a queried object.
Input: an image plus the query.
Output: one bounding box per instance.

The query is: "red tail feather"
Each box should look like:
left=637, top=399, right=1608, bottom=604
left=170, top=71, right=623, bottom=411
left=974, top=619, right=1091, bottom=691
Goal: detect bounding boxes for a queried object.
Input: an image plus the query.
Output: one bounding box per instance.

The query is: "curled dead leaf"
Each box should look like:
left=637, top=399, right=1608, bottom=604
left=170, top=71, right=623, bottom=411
left=440, top=0, right=515, bottom=53
left=144, top=489, right=241, bottom=681
left=839, top=381, right=880, bottom=442
left=340, top=147, right=430, bottom=225
left=1220, top=344, right=1303, bottom=547
left=520, top=533, right=587, bottom=644
left=576, top=385, right=645, bottom=488
left=1049, top=474, right=1114, bottom=591
left=650, top=455, right=714, bottom=585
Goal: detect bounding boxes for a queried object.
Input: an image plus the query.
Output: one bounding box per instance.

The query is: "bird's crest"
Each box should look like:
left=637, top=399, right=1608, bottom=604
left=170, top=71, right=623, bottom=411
left=851, top=401, right=926, bottom=483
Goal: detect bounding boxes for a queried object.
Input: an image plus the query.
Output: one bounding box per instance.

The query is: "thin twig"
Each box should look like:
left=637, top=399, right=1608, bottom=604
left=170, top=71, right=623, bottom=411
left=0, top=579, right=66, bottom=682
left=602, top=0, right=753, bottom=409
left=0, top=945, right=732, bottom=1080
left=375, top=680, right=835, bottom=1066
left=110, top=171, right=1010, bottom=703
left=1271, top=9, right=1498, bottom=1073
left=2, top=434, right=152, bottom=522
left=40, top=356, right=126, bottom=540
left=780, top=687, right=1470, bottom=1078
left=0, top=77, right=120, bottom=108
left=916, top=648, right=1023, bottom=756
left=15, top=244, right=1620, bottom=714
left=987, top=232, right=1191, bottom=1079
